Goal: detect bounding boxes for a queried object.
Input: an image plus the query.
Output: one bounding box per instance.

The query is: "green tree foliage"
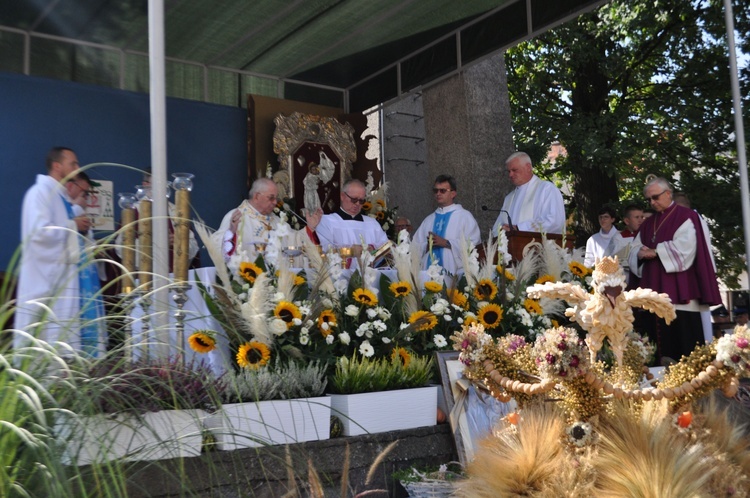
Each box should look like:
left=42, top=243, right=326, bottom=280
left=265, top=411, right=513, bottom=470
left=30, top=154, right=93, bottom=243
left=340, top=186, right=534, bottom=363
left=506, top=0, right=750, bottom=286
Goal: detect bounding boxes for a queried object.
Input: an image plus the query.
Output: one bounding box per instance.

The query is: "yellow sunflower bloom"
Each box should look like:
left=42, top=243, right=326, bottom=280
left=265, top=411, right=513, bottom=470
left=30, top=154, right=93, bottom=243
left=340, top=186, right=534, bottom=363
left=478, top=303, right=503, bottom=329
left=389, top=281, right=412, bottom=297
left=473, top=279, right=498, bottom=301
left=376, top=199, right=386, bottom=208
left=569, top=261, right=590, bottom=277
left=424, top=281, right=443, bottom=293
left=464, top=315, right=478, bottom=326
left=274, top=301, right=302, bottom=329
left=362, top=201, right=372, bottom=212
left=448, top=289, right=469, bottom=310
left=375, top=211, right=385, bottom=221
left=188, top=331, right=216, bottom=354
left=408, top=310, right=438, bottom=331
left=236, top=341, right=271, bottom=369
left=391, top=347, right=411, bottom=367
left=294, top=274, right=306, bottom=286
left=504, top=269, right=516, bottom=281
left=535, top=274, right=555, bottom=285
left=524, top=298, right=543, bottom=315
left=239, top=262, right=263, bottom=284
left=317, top=309, right=337, bottom=336
left=353, top=288, right=378, bottom=306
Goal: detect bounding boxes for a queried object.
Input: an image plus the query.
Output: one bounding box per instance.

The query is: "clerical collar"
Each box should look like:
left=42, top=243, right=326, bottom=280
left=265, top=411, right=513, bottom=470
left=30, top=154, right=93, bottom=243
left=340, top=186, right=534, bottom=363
left=338, top=208, right=364, bottom=222
left=435, top=204, right=460, bottom=214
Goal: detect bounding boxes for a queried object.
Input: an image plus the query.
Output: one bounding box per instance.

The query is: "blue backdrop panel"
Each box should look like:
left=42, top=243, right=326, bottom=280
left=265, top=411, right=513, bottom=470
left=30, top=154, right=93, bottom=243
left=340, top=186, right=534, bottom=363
left=0, top=72, right=248, bottom=271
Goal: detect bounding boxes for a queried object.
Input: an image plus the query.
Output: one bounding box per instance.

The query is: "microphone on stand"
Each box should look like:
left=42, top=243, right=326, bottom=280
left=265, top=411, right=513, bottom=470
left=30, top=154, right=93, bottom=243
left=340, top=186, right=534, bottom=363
left=481, top=205, right=515, bottom=232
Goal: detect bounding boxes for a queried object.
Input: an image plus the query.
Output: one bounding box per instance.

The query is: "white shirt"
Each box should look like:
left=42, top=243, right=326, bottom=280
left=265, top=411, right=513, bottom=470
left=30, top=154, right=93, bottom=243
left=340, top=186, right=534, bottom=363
left=315, top=211, right=389, bottom=251
left=492, top=175, right=565, bottom=235
left=584, top=228, right=623, bottom=267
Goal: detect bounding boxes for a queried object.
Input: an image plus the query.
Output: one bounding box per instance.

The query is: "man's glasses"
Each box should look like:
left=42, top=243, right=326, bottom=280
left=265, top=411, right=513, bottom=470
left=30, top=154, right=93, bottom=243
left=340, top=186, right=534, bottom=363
left=343, top=191, right=366, bottom=204
left=646, top=190, right=667, bottom=202
left=432, top=188, right=452, bottom=194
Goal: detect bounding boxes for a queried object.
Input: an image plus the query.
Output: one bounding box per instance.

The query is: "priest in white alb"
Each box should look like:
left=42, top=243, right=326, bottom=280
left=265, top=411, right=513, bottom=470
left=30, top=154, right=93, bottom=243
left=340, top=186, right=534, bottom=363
left=15, top=147, right=91, bottom=352
left=413, top=175, right=481, bottom=275
left=491, top=151, right=565, bottom=235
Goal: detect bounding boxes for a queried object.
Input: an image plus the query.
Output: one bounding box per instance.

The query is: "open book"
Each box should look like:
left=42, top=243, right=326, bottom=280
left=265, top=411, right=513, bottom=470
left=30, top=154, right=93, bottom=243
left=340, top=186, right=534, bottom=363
left=370, top=240, right=392, bottom=268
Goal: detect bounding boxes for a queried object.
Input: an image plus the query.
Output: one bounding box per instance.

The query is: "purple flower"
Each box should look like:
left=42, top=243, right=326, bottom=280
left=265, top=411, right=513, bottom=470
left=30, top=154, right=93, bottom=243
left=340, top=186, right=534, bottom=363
left=545, top=353, right=556, bottom=364
left=557, top=342, right=568, bottom=351
left=558, top=368, right=567, bottom=377
left=731, top=354, right=741, bottom=364
left=570, top=355, right=579, bottom=368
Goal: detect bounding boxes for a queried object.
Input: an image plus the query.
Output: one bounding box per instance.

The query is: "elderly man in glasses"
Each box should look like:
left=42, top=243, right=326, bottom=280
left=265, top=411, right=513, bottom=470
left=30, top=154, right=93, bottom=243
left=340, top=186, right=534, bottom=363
left=628, top=177, right=721, bottom=364
left=413, top=174, right=480, bottom=275
left=215, top=177, right=322, bottom=262
left=313, top=178, right=388, bottom=252
left=491, top=151, right=565, bottom=235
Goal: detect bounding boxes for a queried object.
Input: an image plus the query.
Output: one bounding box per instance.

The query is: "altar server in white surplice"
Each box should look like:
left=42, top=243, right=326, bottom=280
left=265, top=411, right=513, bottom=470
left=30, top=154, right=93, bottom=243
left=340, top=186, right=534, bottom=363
left=15, top=147, right=92, bottom=351
left=413, top=175, right=481, bottom=275
left=313, top=179, right=388, bottom=250
left=491, top=151, right=565, bottom=235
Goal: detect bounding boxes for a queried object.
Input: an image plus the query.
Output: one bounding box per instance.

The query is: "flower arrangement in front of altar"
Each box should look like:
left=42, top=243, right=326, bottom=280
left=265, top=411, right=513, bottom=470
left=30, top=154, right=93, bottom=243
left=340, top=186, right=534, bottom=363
left=363, top=172, right=398, bottom=239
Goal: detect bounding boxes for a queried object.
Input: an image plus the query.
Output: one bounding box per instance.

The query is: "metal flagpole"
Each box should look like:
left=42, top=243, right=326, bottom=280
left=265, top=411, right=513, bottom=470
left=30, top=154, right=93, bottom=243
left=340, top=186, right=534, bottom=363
left=723, top=0, right=750, bottom=281
left=149, top=0, right=171, bottom=359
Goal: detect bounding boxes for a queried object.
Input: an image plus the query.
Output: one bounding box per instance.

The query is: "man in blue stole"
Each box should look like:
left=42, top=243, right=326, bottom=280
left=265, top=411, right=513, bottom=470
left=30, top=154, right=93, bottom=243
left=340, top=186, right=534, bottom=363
left=413, top=175, right=481, bottom=275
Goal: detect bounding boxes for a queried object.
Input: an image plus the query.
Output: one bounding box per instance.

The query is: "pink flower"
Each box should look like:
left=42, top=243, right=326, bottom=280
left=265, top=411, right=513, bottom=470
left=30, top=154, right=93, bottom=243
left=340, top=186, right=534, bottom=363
left=545, top=353, right=556, bottom=364
left=736, top=337, right=749, bottom=349
left=570, top=355, right=580, bottom=368
left=558, top=342, right=568, bottom=351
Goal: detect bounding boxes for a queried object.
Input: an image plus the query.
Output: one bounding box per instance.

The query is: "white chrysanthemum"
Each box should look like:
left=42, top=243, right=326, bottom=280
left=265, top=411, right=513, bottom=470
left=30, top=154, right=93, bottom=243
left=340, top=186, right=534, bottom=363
left=338, top=331, right=351, bottom=345
left=431, top=299, right=449, bottom=315
left=299, top=334, right=310, bottom=345
left=381, top=337, right=392, bottom=344
left=269, top=318, right=287, bottom=336
left=359, top=341, right=375, bottom=357
left=345, top=304, right=360, bottom=317
left=372, top=320, right=387, bottom=332
left=434, top=334, right=447, bottom=348
left=355, top=323, right=369, bottom=337
left=326, top=334, right=334, bottom=345
left=366, top=308, right=378, bottom=319
left=293, top=318, right=302, bottom=326
left=301, top=326, right=309, bottom=334
left=298, top=304, right=311, bottom=315
left=377, top=307, right=391, bottom=320
left=444, top=314, right=452, bottom=322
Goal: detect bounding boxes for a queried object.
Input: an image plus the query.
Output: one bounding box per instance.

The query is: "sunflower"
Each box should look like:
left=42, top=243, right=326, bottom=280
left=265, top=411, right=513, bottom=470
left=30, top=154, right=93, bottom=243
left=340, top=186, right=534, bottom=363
left=524, top=298, right=543, bottom=315
left=464, top=315, right=478, bottom=326
left=473, top=279, right=498, bottom=301
left=408, top=310, right=438, bottom=331
left=448, top=289, right=469, bottom=310
left=376, top=199, right=386, bottom=208
left=535, top=274, right=555, bottom=285
left=188, top=331, right=216, bottom=353
left=504, top=269, right=516, bottom=281
left=569, top=261, right=590, bottom=277
left=362, top=201, right=373, bottom=212
left=391, top=347, right=411, bottom=367
left=353, top=288, right=378, bottom=306
left=375, top=211, right=385, bottom=221
left=239, top=262, right=263, bottom=284
left=274, top=301, right=302, bottom=329
left=236, top=341, right=271, bottom=369
left=317, top=309, right=337, bottom=336
left=478, top=303, right=503, bottom=329
left=389, top=281, right=412, bottom=297
left=424, top=281, right=443, bottom=293
left=294, top=274, right=306, bottom=286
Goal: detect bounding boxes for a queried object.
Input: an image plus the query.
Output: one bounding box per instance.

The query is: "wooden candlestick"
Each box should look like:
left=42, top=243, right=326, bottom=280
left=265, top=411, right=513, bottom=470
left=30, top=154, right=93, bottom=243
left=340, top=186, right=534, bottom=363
left=121, top=207, right=136, bottom=293
left=173, top=190, right=190, bottom=282
left=138, top=199, right=153, bottom=291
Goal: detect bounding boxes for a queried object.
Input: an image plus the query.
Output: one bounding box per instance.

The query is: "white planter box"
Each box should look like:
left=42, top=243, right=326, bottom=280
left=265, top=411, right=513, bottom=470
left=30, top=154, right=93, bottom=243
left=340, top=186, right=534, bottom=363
left=329, top=386, right=438, bottom=436
left=204, top=397, right=331, bottom=451
left=58, top=409, right=207, bottom=466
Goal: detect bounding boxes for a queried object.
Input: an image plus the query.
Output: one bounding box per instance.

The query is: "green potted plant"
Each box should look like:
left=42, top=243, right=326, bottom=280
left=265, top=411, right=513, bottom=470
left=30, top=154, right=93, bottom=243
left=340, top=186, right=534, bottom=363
left=203, top=357, right=331, bottom=450
left=55, top=356, right=223, bottom=465
left=327, top=352, right=437, bottom=436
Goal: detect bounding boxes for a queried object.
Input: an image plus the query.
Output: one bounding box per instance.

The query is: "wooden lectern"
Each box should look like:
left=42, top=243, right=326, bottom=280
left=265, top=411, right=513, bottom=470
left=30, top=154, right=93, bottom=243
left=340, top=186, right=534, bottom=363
left=507, top=230, right=576, bottom=262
